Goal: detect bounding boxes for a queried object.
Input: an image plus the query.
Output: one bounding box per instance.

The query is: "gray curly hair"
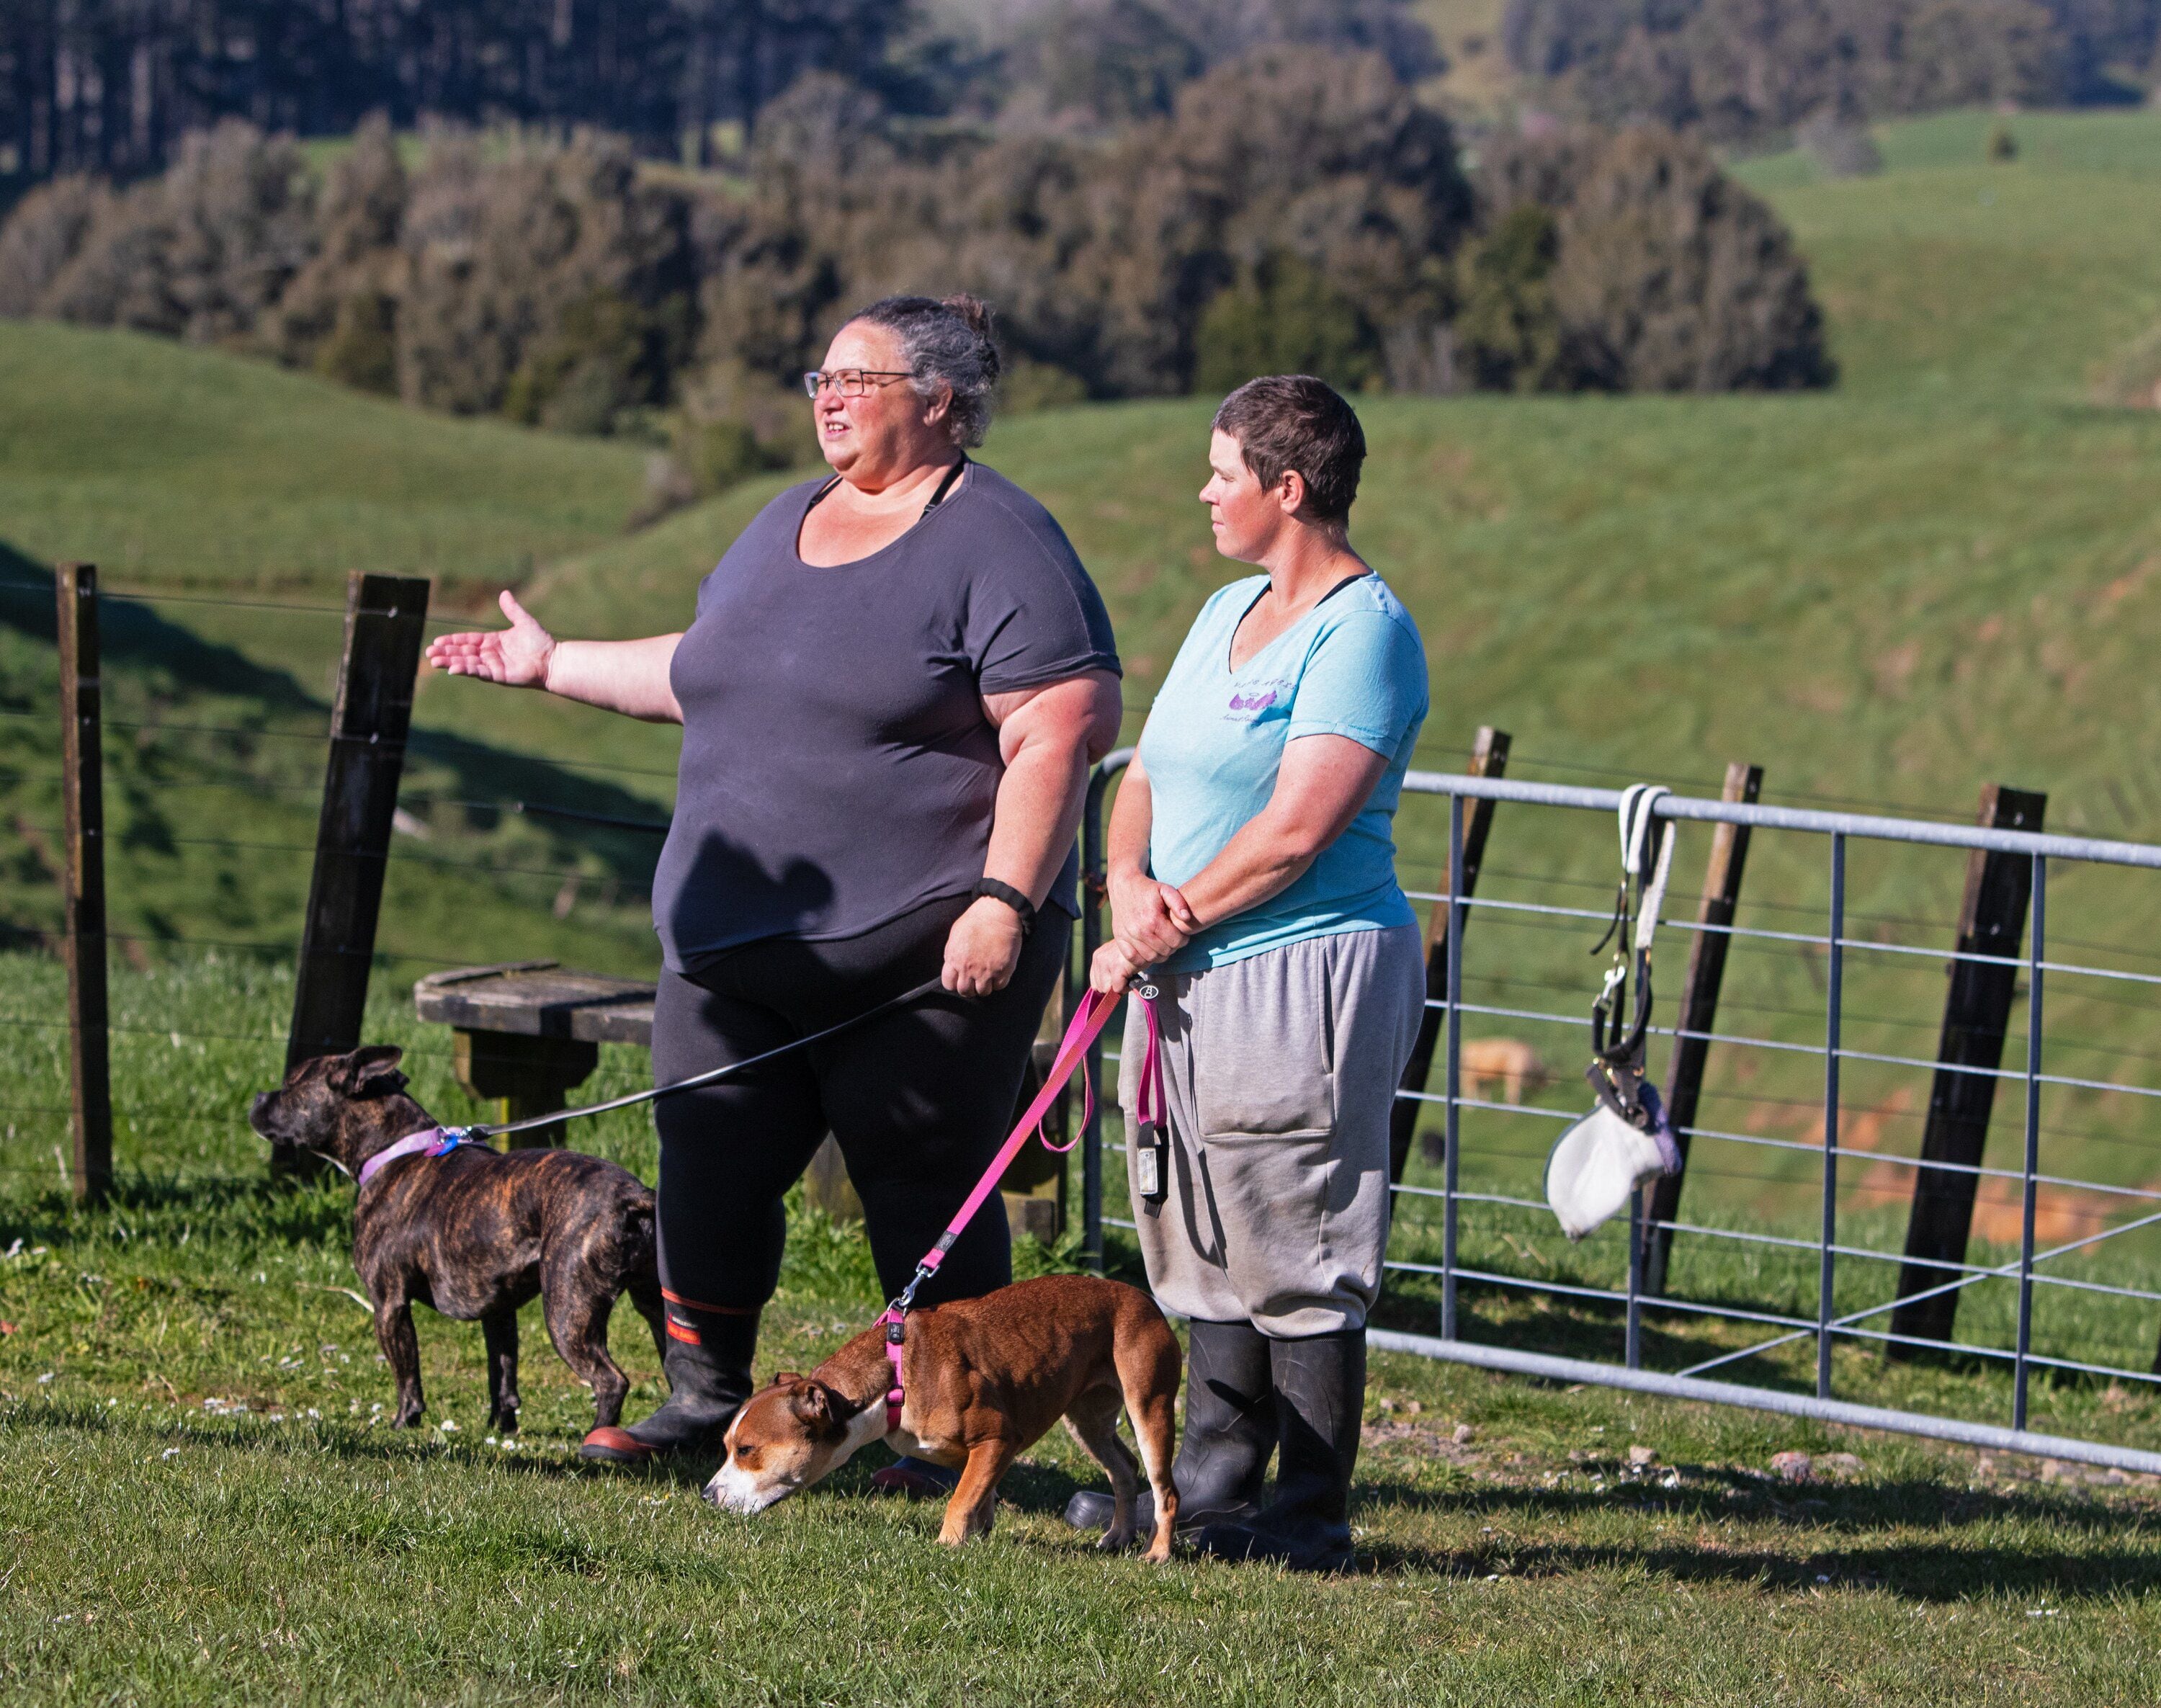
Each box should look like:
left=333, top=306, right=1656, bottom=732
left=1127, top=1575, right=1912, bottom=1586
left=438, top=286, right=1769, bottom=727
left=846, top=293, right=1003, bottom=449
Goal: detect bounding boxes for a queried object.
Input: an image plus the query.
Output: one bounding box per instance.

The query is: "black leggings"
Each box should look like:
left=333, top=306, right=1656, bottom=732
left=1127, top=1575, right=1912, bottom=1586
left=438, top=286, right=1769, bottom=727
left=650, top=893, right=1068, bottom=1313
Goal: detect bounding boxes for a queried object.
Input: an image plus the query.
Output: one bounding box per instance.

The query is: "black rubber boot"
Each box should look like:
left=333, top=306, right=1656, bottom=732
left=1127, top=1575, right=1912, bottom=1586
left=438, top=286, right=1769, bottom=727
left=1063, top=1316, right=1276, bottom=1536
left=1195, top=1328, right=1364, bottom=1571
left=581, top=1300, right=758, bottom=1464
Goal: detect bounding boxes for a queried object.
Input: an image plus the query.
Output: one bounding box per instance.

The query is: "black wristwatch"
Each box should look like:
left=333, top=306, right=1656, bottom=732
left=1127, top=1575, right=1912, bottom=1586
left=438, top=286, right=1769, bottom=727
left=971, top=878, right=1037, bottom=935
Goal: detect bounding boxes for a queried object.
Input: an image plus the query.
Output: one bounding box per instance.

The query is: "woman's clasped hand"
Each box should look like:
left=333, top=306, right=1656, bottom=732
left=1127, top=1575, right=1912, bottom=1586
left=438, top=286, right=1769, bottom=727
left=1093, top=869, right=1201, bottom=993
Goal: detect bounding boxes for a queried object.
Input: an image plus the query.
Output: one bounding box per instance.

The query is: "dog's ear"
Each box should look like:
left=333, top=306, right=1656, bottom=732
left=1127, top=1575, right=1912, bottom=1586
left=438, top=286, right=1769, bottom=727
left=789, top=1382, right=842, bottom=1437
left=328, top=1045, right=406, bottom=1097
left=770, top=1370, right=805, bottom=1387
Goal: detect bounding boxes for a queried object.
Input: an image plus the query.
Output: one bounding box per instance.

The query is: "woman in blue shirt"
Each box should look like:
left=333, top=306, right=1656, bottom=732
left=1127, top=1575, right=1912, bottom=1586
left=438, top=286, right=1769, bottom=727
left=1066, top=375, right=1428, bottom=1570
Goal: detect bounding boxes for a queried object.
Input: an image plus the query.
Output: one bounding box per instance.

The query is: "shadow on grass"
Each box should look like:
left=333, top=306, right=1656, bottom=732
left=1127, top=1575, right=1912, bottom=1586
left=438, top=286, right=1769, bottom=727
left=1353, top=1467, right=2161, bottom=1598
left=19, top=1398, right=2161, bottom=1595
left=1355, top=1529, right=2161, bottom=1599
left=0, top=540, right=671, bottom=875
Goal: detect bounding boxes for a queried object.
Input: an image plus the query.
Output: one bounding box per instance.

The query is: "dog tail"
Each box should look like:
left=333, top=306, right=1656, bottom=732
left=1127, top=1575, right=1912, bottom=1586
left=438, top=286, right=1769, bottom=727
left=622, top=1193, right=658, bottom=1279
left=619, top=1195, right=667, bottom=1363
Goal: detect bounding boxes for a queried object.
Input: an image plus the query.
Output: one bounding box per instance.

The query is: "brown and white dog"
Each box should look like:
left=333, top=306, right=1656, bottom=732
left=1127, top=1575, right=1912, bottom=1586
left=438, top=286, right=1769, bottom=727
left=250, top=1045, right=666, bottom=1435
left=707, top=1274, right=1181, bottom=1557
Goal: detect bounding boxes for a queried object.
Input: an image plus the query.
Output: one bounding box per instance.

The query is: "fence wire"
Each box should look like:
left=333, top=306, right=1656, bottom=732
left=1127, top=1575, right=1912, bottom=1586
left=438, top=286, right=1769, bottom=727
left=1075, top=751, right=2161, bottom=1472
left=17, top=577, right=2161, bottom=1471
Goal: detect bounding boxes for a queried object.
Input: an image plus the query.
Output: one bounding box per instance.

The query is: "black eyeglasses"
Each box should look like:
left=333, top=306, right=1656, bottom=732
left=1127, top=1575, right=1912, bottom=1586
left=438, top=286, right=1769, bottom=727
left=802, top=368, right=916, bottom=398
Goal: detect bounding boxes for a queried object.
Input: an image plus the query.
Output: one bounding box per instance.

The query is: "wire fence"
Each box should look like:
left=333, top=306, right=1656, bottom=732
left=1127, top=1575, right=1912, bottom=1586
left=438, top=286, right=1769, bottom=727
left=0, top=570, right=676, bottom=1193
left=1074, top=752, right=2161, bottom=1475
left=17, top=571, right=2161, bottom=1469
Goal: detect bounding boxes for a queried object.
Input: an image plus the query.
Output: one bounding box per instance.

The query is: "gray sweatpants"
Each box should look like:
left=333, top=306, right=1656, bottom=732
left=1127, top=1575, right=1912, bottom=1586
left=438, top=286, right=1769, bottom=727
left=1122, top=924, right=1425, bottom=1338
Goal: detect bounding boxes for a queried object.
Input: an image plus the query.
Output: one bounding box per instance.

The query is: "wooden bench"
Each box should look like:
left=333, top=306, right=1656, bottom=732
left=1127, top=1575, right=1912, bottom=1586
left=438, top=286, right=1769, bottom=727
left=413, top=961, right=1070, bottom=1240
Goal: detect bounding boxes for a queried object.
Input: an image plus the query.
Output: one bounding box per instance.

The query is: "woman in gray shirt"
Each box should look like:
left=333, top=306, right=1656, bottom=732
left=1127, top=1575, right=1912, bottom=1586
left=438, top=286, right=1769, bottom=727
left=427, top=295, right=1122, bottom=1469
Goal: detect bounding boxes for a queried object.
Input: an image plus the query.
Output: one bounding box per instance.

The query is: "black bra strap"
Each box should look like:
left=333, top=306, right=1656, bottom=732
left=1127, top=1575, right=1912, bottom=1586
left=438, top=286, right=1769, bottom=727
left=923, top=457, right=968, bottom=511
left=1315, top=569, right=1372, bottom=606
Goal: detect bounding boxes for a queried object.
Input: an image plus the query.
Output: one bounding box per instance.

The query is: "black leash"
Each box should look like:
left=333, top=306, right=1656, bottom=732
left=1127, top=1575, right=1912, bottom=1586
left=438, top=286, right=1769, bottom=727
left=457, top=974, right=949, bottom=1143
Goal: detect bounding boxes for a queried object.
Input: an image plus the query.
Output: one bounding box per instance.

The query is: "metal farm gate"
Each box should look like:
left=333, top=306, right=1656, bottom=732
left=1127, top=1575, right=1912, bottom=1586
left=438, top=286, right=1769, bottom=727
left=1072, top=751, right=2161, bottom=1477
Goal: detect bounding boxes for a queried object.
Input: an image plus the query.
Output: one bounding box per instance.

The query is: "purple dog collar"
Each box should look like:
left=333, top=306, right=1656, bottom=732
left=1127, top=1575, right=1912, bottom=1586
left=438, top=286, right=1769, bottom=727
left=357, top=1127, right=467, bottom=1189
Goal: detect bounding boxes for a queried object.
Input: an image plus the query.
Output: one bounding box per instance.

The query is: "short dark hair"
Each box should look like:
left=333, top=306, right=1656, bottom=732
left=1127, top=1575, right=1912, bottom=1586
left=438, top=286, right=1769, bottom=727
left=847, top=293, right=1002, bottom=448
left=1211, top=375, right=1366, bottom=524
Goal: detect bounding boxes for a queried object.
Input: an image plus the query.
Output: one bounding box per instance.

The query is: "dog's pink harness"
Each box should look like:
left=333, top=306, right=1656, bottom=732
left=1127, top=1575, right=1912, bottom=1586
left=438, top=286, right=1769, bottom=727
left=880, top=985, right=1130, bottom=1434
left=357, top=1127, right=477, bottom=1188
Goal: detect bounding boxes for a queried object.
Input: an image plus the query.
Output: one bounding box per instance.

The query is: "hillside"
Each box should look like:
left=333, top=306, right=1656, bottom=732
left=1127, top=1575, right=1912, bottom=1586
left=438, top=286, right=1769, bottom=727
left=516, top=108, right=2161, bottom=1247
left=0, top=317, right=648, bottom=596
left=0, top=323, right=668, bottom=980
left=4, top=107, right=2161, bottom=1230
left=12, top=107, right=2161, bottom=1698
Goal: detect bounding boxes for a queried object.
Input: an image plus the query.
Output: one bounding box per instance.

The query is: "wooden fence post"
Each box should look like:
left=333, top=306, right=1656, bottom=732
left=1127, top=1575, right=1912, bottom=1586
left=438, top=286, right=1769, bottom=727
left=1642, top=761, right=1763, bottom=1297
left=1390, top=727, right=1511, bottom=1183
left=285, top=573, right=431, bottom=1099
left=57, top=563, right=112, bottom=1204
left=1888, top=783, right=2046, bottom=1354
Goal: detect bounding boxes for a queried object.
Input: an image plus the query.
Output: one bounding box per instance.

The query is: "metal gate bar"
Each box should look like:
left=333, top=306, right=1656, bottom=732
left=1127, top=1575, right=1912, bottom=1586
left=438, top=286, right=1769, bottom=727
left=1075, top=754, right=2161, bottom=1470
left=1368, top=1331, right=2161, bottom=1477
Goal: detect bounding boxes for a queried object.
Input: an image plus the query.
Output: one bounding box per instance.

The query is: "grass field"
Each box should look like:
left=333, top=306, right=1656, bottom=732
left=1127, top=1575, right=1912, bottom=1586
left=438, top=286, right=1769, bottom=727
left=9, top=960, right=2161, bottom=1703
left=9, top=105, right=2161, bottom=1700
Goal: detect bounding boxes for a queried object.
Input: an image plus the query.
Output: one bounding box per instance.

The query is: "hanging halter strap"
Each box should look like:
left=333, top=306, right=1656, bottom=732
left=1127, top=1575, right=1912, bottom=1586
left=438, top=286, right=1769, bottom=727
left=1588, top=785, right=1677, bottom=1125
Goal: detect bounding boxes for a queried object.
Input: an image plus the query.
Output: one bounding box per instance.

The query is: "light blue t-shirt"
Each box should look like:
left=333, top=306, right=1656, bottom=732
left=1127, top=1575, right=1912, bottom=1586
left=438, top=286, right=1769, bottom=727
left=1138, top=572, right=1429, bottom=972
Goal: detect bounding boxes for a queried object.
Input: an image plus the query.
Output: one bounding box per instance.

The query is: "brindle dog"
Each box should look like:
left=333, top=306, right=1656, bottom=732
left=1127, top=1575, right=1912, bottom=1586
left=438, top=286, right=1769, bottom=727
left=251, top=1045, right=666, bottom=1434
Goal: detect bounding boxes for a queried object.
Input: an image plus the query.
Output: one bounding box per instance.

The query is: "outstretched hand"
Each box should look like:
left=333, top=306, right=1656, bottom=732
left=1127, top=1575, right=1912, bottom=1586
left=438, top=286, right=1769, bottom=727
left=424, top=591, right=557, bottom=689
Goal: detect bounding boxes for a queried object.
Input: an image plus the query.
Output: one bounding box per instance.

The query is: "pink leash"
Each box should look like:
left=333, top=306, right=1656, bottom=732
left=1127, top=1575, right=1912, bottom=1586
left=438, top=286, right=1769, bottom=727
left=1132, top=986, right=1167, bottom=1135
left=881, top=983, right=1134, bottom=1431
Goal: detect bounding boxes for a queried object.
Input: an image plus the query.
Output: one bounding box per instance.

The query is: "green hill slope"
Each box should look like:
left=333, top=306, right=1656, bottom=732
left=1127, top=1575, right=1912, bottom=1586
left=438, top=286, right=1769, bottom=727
left=0, top=323, right=668, bottom=983
left=5, top=107, right=2161, bottom=1227
left=516, top=109, right=2161, bottom=1225
left=0, top=317, right=647, bottom=594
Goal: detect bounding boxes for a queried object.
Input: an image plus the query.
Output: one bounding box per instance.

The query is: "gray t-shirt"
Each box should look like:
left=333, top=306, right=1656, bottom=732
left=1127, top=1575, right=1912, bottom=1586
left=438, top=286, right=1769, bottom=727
left=653, top=462, right=1121, bottom=971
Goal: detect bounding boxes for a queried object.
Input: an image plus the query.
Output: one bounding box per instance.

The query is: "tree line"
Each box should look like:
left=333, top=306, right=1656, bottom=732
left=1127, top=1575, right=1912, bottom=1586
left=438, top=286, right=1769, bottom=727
left=1502, top=0, right=2161, bottom=140
left=0, top=48, right=1833, bottom=500
left=0, top=0, right=931, bottom=184
left=0, top=1, right=1443, bottom=190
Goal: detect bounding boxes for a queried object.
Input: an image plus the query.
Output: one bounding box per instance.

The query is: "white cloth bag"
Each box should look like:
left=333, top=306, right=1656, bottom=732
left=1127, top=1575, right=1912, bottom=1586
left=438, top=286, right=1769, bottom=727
left=1544, top=1083, right=1682, bottom=1242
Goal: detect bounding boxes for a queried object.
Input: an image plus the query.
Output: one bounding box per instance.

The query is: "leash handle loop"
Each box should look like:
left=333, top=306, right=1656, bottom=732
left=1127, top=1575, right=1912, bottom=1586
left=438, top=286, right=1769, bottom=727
left=1134, top=994, right=1167, bottom=1132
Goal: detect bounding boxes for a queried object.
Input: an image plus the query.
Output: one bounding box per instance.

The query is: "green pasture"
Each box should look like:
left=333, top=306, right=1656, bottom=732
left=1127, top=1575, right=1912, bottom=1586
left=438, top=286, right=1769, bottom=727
left=9, top=106, right=2161, bottom=1699
left=8, top=954, right=2161, bottom=1703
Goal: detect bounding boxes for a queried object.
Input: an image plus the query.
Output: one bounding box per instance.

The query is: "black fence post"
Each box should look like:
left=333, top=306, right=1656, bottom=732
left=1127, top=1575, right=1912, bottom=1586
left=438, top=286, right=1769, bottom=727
left=57, top=563, right=112, bottom=1205
left=1643, top=761, right=1763, bottom=1297
left=1889, top=782, right=2046, bottom=1354
left=284, top=573, right=431, bottom=1109
left=1391, top=727, right=1509, bottom=1182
